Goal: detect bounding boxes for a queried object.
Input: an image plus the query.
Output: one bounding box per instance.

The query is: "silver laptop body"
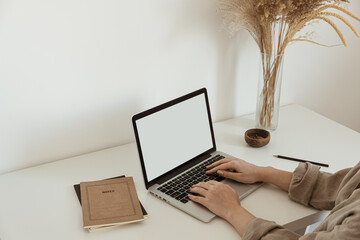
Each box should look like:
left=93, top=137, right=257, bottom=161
left=132, top=88, right=262, bottom=222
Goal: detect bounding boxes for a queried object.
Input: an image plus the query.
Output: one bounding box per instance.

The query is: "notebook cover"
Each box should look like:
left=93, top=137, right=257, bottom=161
left=73, top=176, right=147, bottom=216
left=80, top=177, right=144, bottom=228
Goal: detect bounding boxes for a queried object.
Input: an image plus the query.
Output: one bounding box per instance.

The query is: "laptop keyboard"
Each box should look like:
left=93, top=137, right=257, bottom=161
left=156, top=154, right=225, bottom=204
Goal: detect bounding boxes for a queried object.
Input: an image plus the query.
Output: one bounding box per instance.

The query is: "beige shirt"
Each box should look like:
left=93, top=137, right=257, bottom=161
left=243, top=162, right=360, bottom=240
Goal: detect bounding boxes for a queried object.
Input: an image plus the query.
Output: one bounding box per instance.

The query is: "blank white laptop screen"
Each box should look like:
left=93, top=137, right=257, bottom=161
left=136, top=94, right=213, bottom=182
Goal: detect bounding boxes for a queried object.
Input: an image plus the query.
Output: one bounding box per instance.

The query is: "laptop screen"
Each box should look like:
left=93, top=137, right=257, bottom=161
left=133, top=89, right=215, bottom=184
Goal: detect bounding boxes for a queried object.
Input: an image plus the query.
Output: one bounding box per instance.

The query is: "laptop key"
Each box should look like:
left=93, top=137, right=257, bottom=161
left=165, top=189, right=174, bottom=195
left=171, top=192, right=180, bottom=198
left=195, top=177, right=203, bottom=182
left=176, top=193, right=188, bottom=200
left=215, top=176, right=225, bottom=181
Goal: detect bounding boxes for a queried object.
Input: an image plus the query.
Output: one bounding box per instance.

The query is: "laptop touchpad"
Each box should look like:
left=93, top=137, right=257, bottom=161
left=223, top=179, right=262, bottom=199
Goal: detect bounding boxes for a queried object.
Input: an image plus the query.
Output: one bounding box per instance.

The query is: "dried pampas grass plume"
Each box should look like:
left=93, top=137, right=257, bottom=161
left=218, top=0, right=360, bottom=129
left=320, top=12, right=360, bottom=37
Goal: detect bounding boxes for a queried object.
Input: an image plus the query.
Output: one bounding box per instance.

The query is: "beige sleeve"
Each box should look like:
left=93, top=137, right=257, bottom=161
left=242, top=213, right=360, bottom=240
left=288, top=163, right=350, bottom=210
left=242, top=218, right=300, bottom=240
left=242, top=163, right=359, bottom=240
left=301, top=212, right=360, bottom=240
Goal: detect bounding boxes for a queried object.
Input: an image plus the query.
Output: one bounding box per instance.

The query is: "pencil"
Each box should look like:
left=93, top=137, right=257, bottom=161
left=273, top=155, right=329, bottom=168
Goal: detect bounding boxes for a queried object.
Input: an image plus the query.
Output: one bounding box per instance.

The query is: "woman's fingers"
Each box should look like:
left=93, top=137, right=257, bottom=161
left=206, top=161, right=234, bottom=174
left=190, top=186, right=208, bottom=197
left=188, top=194, right=207, bottom=205
left=192, top=181, right=214, bottom=189
left=189, top=181, right=242, bottom=220
left=217, top=170, right=240, bottom=181
left=205, top=158, right=261, bottom=183
left=206, top=158, right=232, bottom=170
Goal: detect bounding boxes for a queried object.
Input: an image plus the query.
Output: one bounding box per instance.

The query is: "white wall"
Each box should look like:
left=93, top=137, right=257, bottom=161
left=282, top=3, right=360, bottom=132
left=1, top=0, right=359, bottom=174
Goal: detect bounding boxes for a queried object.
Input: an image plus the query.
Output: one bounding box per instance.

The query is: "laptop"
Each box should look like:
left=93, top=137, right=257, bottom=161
left=132, top=88, right=262, bottom=222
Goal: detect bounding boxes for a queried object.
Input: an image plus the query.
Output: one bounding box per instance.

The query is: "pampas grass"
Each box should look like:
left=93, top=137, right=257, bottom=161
left=219, top=0, right=360, bottom=129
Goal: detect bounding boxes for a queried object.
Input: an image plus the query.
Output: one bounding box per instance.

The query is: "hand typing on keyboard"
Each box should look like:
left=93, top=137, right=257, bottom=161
left=205, top=158, right=262, bottom=184
left=189, top=158, right=264, bottom=237
left=157, top=155, right=226, bottom=203
left=189, top=180, right=241, bottom=218
left=189, top=180, right=255, bottom=235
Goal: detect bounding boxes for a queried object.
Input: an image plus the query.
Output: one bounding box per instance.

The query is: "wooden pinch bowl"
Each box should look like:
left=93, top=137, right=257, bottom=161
left=244, top=128, right=270, bottom=148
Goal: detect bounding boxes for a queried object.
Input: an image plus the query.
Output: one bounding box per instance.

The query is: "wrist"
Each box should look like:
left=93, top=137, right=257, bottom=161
left=257, top=166, right=292, bottom=192
left=224, top=204, right=243, bottom=223
left=226, top=206, right=256, bottom=237
left=256, top=166, right=273, bottom=183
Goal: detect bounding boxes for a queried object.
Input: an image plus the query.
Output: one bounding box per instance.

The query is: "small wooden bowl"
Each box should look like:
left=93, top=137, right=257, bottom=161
left=244, top=128, right=270, bottom=148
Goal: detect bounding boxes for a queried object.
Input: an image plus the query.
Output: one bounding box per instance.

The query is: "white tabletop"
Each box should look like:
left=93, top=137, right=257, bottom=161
left=0, top=104, right=359, bottom=240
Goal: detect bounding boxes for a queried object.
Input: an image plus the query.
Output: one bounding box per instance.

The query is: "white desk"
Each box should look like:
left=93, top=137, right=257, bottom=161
left=0, top=105, right=359, bottom=240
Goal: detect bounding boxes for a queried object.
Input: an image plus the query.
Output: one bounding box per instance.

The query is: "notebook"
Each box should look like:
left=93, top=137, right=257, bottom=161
left=74, top=176, right=148, bottom=232
left=132, top=88, right=262, bottom=222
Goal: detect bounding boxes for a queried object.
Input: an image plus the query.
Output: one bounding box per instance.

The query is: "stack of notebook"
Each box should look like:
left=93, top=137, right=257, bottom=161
left=74, top=176, right=147, bottom=232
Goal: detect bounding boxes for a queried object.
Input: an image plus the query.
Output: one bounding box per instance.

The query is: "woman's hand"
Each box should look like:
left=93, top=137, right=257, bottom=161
left=206, top=158, right=293, bottom=192
left=206, top=158, right=263, bottom=184
left=189, top=180, right=241, bottom=220
left=189, top=180, right=256, bottom=237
